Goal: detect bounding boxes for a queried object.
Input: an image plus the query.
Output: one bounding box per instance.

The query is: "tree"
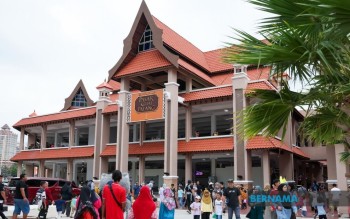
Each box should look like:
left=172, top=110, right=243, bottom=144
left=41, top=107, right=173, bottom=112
left=226, top=0, right=350, bottom=161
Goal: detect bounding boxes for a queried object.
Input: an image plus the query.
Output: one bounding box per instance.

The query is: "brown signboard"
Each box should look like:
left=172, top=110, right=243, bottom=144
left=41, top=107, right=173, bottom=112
left=129, top=89, right=165, bottom=122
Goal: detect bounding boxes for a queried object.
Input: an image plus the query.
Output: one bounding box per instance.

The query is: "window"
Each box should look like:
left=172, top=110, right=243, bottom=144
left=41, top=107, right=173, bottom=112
left=138, top=25, right=154, bottom=52
left=72, top=89, right=88, bottom=107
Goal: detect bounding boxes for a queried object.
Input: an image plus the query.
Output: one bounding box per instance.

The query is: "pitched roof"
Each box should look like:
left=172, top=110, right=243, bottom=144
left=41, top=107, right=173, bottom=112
left=100, top=137, right=233, bottom=156
left=204, top=48, right=233, bottom=73
left=103, top=104, right=118, bottom=114
left=153, top=16, right=211, bottom=72
left=180, top=86, right=233, bottom=102
left=29, top=110, right=37, bottom=118
left=10, top=146, right=94, bottom=161
left=246, top=80, right=276, bottom=93
left=246, top=136, right=292, bottom=152
left=246, top=67, right=270, bottom=80
left=13, top=107, right=96, bottom=128
left=1, top=124, right=10, bottom=130
left=211, top=73, right=233, bottom=86
left=114, top=49, right=172, bottom=78
left=62, top=80, right=94, bottom=111
left=96, top=81, right=113, bottom=90
left=178, top=59, right=215, bottom=85
left=292, top=146, right=310, bottom=159
left=108, top=80, right=121, bottom=91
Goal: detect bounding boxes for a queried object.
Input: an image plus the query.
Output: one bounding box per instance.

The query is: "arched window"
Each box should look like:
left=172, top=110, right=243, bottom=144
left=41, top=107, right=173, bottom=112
left=138, top=25, right=154, bottom=52
left=72, top=89, right=87, bottom=107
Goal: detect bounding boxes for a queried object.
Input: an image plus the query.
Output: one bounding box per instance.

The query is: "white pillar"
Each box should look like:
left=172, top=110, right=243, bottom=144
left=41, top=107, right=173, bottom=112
left=116, top=78, right=130, bottom=172
left=133, top=125, right=137, bottom=142
left=67, top=159, right=73, bottom=181
left=185, top=154, right=192, bottom=184
left=19, top=127, right=25, bottom=150
left=69, top=121, right=75, bottom=147
left=211, top=158, right=216, bottom=177
left=39, top=160, right=45, bottom=177
left=52, top=163, right=56, bottom=178
left=185, top=106, right=192, bottom=142
left=17, top=161, right=23, bottom=176
left=211, top=115, right=216, bottom=135
left=40, top=125, right=47, bottom=150
left=262, top=150, right=270, bottom=186
left=139, top=156, right=145, bottom=184
left=54, top=132, right=58, bottom=148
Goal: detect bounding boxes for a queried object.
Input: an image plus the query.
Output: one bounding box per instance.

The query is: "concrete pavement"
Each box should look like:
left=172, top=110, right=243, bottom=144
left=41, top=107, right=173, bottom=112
left=2, top=205, right=329, bottom=219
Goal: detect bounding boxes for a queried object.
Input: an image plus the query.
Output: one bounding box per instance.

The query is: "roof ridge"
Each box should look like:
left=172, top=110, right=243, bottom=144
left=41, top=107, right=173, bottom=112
left=19, top=106, right=96, bottom=120
left=152, top=16, right=211, bottom=72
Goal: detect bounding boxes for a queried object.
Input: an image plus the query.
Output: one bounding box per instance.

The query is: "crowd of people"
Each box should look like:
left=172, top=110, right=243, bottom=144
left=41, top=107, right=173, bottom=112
left=4, top=172, right=350, bottom=219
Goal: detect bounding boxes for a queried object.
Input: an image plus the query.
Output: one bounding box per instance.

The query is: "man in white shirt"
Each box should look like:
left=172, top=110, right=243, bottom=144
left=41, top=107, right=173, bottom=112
left=330, top=184, right=341, bottom=216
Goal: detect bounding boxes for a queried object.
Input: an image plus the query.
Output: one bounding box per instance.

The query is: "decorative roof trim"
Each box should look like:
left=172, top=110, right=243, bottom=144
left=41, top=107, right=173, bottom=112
left=62, top=80, right=94, bottom=111
left=108, top=1, right=179, bottom=80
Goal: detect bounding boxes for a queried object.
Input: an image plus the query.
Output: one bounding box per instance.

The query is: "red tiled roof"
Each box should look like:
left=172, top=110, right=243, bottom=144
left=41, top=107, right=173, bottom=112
left=103, top=104, right=118, bottom=114
left=108, top=80, right=121, bottom=91
left=11, top=147, right=94, bottom=161
left=246, top=136, right=292, bottom=152
left=204, top=49, right=233, bottom=73
left=96, top=81, right=113, bottom=90
left=180, top=86, right=233, bottom=102
left=246, top=67, right=270, bottom=80
left=109, top=93, right=119, bottom=102
left=246, top=81, right=276, bottom=93
left=292, top=146, right=310, bottom=159
left=153, top=16, right=211, bottom=72
left=211, top=73, right=233, bottom=86
left=13, top=107, right=96, bottom=128
left=178, top=59, right=215, bottom=85
left=100, top=137, right=233, bottom=156
left=29, top=111, right=37, bottom=118
left=114, top=49, right=172, bottom=78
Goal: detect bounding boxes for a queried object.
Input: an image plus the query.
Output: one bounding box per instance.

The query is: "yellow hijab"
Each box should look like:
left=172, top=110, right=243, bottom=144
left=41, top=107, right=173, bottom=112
left=202, top=189, right=211, bottom=205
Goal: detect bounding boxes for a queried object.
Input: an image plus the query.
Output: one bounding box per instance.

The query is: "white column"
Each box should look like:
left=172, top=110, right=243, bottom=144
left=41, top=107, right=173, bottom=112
left=138, top=156, right=145, bottom=184
left=52, top=163, right=56, bottom=178
left=262, top=150, right=270, bottom=186
left=185, top=106, right=192, bottom=142
left=133, top=124, right=137, bottom=142
left=67, top=159, right=73, bottom=181
left=69, top=121, right=75, bottom=147
left=186, top=78, right=192, bottom=92
left=185, top=154, right=192, bottom=184
left=164, top=69, right=179, bottom=178
left=131, top=161, right=137, bottom=185
left=54, top=132, right=58, bottom=148
left=17, top=161, right=23, bottom=177
left=116, top=78, right=130, bottom=172
left=211, top=158, right=216, bottom=177
left=211, top=115, right=216, bottom=135
left=39, top=160, right=45, bottom=177
left=75, top=128, right=79, bottom=146
left=19, top=127, right=25, bottom=150
left=40, top=125, right=47, bottom=150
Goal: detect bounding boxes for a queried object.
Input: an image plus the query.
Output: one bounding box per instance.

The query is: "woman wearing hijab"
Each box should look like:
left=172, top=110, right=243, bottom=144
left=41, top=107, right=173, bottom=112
left=201, top=189, right=213, bottom=219
left=159, top=187, right=176, bottom=219
left=246, top=186, right=264, bottom=219
left=75, top=185, right=101, bottom=219
left=128, top=186, right=157, bottom=219
left=262, top=184, right=272, bottom=219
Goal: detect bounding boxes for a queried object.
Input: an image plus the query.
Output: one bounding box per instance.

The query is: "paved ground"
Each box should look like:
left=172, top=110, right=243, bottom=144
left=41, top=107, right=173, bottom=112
left=3, top=205, right=345, bottom=219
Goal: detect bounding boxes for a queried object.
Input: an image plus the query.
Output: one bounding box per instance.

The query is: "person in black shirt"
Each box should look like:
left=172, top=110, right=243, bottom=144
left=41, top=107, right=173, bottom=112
left=61, top=181, right=72, bottom=217
left=185, top=180, right=194, bottom=214
left=223, top=179, right=241, bottom=219
left=13, top=174, right=29, bottom=219
left=0, top=175, right=8, bottom=219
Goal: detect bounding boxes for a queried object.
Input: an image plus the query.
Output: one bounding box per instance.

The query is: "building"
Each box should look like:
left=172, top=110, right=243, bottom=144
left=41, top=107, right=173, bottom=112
left=0, top=124, right=18, bottom=167
left=11, top=2, right=348, bottom=191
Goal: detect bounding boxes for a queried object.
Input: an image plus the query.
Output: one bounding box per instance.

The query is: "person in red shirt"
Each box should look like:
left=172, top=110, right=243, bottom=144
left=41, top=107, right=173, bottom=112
left=102, top=170, right=126, bottom=219
left=269, top=179, right=280, bottom=219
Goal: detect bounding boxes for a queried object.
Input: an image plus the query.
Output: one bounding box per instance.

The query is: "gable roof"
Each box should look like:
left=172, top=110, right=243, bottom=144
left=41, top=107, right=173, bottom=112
left=62, top=80, right=94, bottom=111
left=108, top=1, right=178, bottom=81
left=152, top=16, right=211, bottom=72
left=204, top=48, right=233, bottom=73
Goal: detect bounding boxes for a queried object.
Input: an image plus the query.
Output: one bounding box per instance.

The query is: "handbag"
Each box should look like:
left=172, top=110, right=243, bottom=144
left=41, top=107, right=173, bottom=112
left=108, top=184, right=124, bottom=211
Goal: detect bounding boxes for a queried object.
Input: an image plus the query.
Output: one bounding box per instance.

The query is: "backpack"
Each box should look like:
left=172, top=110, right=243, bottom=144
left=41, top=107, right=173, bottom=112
left=74, top=200, right=98, bottom=219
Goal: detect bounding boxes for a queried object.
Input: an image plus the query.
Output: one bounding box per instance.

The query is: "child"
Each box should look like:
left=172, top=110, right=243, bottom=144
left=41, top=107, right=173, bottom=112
left=55, top=194, right=66, bottom=219
left=70, top=194, right=78, bottom=218
left=214, top=192, right=224, bottom=219
left=316, top=195, right=327, bottom=219
left=190, top=196, right=201, bottom=219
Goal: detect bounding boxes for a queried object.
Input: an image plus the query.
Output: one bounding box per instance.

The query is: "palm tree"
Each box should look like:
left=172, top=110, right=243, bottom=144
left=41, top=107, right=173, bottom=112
left=226, top=0, right=350, bottom=161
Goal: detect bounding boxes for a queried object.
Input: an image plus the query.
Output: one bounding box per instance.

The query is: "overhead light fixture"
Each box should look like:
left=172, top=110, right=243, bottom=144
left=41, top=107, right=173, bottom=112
left=226, top=153, right=231, bottom=156
left=224, top=109, right=229, bottom=112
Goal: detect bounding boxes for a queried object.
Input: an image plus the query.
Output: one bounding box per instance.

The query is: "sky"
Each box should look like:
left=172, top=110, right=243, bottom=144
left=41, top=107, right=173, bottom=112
left=0, top=0, right=270, bottom=136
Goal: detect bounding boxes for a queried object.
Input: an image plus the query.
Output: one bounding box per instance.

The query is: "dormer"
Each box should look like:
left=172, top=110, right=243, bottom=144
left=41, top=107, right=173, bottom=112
left=62, top=80, right=94, bottom=111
